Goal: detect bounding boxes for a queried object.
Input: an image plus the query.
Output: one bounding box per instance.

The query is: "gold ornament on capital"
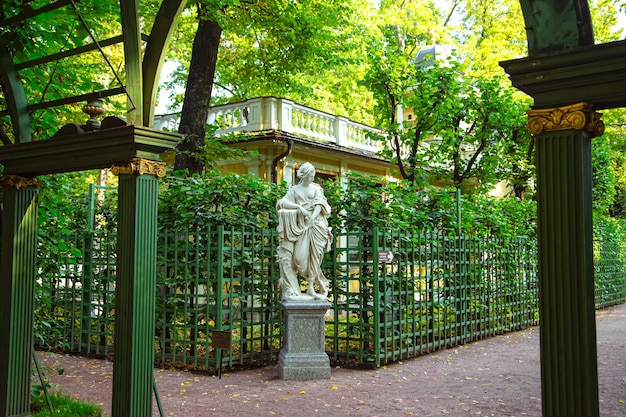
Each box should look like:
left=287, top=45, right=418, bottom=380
left=0, top=175, right=42, bottom=190
left=111, top=158, right=166, bottom=178
left=526, top=102, right=604, bottom=137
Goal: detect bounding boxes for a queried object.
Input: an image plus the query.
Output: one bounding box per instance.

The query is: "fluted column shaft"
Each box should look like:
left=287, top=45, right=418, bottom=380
left=111, top=159, right=164, bottom=417
left=529, top=103, right=602, bottom=417
left=0, top=177, right=40, bottom=417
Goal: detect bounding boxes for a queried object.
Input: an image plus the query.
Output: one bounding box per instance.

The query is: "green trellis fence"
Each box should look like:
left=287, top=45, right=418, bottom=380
left=35, top=226, right=625, bottom=370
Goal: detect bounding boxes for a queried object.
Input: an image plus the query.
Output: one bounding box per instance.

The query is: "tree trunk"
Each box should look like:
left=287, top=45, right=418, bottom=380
left=174, top=8, right=222, bottom=174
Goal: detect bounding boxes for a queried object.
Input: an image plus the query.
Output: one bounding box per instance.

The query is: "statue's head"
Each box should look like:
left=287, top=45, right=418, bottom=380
left=297, top=162, right=316, bottom=180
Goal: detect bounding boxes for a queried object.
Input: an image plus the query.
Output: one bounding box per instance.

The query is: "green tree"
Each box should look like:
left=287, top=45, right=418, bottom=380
left=168, top=0, right=376, bottom=173
left=604, top=108, right=626, bottom=218
left=172, top=1, right=225, bottom=173
left=589, top=0, right=625, bottom=43
left=494, top=94, right=536, bottom=200
left=364, top=53, right=526, bottom=192
left=443, top=0, right=527, bottom=76
left=592, top=134, right=617, bottom=215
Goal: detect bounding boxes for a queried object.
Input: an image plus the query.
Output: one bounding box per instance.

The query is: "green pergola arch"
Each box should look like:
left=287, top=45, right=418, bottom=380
left=1, top=1, right=625, bottom=416
left=520, top=0, right=595, bottom=55
left=0, top=1, right=186, bottom=416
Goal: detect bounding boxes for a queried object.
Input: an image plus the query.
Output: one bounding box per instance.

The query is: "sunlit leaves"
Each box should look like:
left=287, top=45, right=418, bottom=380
left=589, top=0, right=625, bottom=43
left=165, top=0, right=381, bottom=124
left=158, top=169, right=287, bottom=230
left=365, top=49, right=530, bottom=192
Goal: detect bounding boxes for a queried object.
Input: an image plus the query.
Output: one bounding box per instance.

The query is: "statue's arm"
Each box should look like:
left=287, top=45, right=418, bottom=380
left=278, top=197, right=299, bottom=210
left=306, top=204, right=323, bottom=227
left=278, top=191, right=309, bottom=217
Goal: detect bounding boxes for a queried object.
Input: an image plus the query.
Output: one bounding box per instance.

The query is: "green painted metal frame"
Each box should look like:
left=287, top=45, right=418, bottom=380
left=534, top=126, right=599, bottom=417
left=33, top=220, right=625, bottom=370
left=120, top=0, right=144, bottom=125
left=0, top=1, right=187, bottom=415
left=0, top=39, right=31, bottom=143
left=0, top=125, right=180, bottom=176
left=518, top=0, right=593, bottom=55
left=0, top=0, right=187, bottom=139
left=143, top=0, right=189, bottom=127
left=32, top=226, right=560, bottom=369
left=501, top=39, right=626, bottom=110
left=2, top=1, right=624, bottom=416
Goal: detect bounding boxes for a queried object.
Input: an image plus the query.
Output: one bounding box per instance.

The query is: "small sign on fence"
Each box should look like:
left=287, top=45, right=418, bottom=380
left=378, top=250, right=395, bottom=263
left=211, top=330, right=232, bottom=349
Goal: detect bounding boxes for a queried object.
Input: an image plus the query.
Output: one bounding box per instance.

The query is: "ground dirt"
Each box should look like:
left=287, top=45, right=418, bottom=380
left=38, top=303, right=626, bottom=417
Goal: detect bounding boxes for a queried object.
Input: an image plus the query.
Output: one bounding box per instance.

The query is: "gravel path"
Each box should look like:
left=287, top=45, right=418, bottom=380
left=39, top=303, right=626, bottom=417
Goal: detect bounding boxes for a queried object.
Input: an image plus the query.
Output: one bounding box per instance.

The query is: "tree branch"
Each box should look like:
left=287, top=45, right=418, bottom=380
left=443, top=0, right=461, bottom=27
left=39, top=21, right=75, bottom=104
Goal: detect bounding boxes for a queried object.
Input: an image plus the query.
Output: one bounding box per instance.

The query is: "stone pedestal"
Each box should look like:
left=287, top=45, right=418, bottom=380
left=278, top=300, right=331, bottom=380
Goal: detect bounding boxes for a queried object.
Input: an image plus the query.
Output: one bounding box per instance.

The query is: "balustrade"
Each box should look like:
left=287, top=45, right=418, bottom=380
left=154, top=97, right=383, bottom=153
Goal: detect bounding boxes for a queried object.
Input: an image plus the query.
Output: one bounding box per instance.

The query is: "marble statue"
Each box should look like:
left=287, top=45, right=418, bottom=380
left=276, top=163, right=333, bottom=301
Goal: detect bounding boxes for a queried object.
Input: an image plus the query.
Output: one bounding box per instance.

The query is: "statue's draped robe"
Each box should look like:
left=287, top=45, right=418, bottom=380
left=276, top=184, right=332, bottom=299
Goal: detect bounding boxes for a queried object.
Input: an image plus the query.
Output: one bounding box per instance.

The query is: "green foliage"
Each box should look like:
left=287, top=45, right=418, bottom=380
left=158, top=169, right=287, bottom=230
left=324, top=172, right=535, bottom=236
left=363, top=49, right=532, bottom=191
left=589, top=0, right=625, bottom=43
left=592, top=135, right=617, bottom=215
left=593, top=214, right=626, bottom=305
left=462, top=193, right=537, bottom=238
left=169, top=124, right=256, bottom=172
left=603, top=108, right=626, bottom=219
left=324, top=173, right=393, bottom=231
left=37, top=173, right=92, bottom=299
left=1, top=0, right=127, bottom=141
left=450, top=0, right=527, bottom=75
left=36, top=171, right=118, bottom=236
left=31, top=353, right=64, bottom=399
left=30, top=353, right=95, bottom=417
left=35, top=171, right=116, bottom=348
left=164, top=0, right=379, bottom=124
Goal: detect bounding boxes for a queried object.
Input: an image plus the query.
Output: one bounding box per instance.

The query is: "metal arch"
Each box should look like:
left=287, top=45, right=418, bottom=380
left=120, top=0, right=188, bottom=127
left=120, top=0, right=144, bottom=125
left=142, top=0, right=188, bottom=127
left=519, top=0, right=594, bottom=55
left=0, top=39, right=30, bottom=144
left=0, top=0, right=188, bottom=133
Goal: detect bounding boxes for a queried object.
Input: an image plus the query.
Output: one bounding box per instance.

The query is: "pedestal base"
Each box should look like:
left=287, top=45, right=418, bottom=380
left=278, top=300, right=330, bottom=380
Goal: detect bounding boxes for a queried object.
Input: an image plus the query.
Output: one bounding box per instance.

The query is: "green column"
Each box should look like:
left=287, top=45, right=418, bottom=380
left=0, top=177, right=40, bottom=417
left=110, top=159, right=164, bottom=417
left=529, top=103, right=602, bottom=417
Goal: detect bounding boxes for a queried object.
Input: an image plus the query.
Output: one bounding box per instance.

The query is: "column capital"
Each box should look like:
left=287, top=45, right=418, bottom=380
left=110, top=158, right=166, bottom=177
left=0, top=175, right=41, bottom=190
left=526, top=102, right=604, bottom=137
